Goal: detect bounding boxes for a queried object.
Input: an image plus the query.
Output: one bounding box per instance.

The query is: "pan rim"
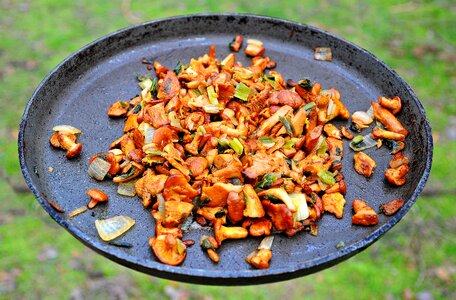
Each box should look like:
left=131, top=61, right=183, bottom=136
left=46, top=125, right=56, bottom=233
left=18, top=13, right=433, bottom=285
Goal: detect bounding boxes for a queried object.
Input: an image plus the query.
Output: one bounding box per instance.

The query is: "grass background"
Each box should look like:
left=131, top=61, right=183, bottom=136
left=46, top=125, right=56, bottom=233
left=1, top=0, right=455, bottom=299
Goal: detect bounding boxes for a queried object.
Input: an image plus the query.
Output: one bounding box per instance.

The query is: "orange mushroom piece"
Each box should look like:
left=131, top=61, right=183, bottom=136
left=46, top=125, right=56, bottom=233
left=380, top=198, right=405, bottom=216
left=213, top=219, right=248, bottom=246
left=108, top=100, right=129, bottom=117
left=351, top=199, right=379, bottom=226
left=56, top=132, right=83, bottom=159
left=371, top=102, right=408, bottom=136
left=321, top=192, right=346, bottom=219
left=162, top=174, right=199, bottom=202
left=378, top=96, right=402, bottom=115
left=149, top=234, right=187, bottom=266
left=86, top=189, right=108, bottom=209
left=385, top=164, right=409, bottom=186
left=353, top=151, right=376, bottom=178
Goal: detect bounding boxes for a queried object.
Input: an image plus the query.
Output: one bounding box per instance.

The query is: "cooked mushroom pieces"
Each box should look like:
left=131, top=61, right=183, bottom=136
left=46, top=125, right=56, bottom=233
left=49, top=125, right=83, bottom=159
left=353, top=152, right=376, bottom=178
left=351, top=199, right=379, bottom=226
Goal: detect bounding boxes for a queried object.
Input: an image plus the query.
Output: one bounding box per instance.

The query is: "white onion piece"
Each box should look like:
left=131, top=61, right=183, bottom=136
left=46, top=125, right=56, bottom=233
left=95, top=216, right=135, bottom=241
left=289, top=193, right=309, bottom=222
left=258, top=236, right=274, bottom=250
left=52, top=125, right=81, bottom=134
left=67, top=206, right=87, bottom=218
left=349, top=135, right=377, bottom=151
left=143, top=124, right=155, bottom=144
left=327, top=99, right=335, bottom=118
left=88, top=157, right=111, bottom=181
left=352, top=111, right=373, bottom=128
left=117, top=181, right=137, bottom=197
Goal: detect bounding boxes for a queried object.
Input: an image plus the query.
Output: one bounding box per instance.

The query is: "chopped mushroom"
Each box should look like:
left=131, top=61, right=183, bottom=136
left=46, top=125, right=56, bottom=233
left=213, top=219, right=248, bottom=246
left=351, top=199, right=379, bottom=226
left=149, top=234, right=187, bottom=266
left=86, top=189, right=108, bottom=209
left=385, top=164, right=409, bottom=186
left=321, top=192, right=346, bottom=219
left=380, top=198, right=405, bottom=216
left=353, top=151, right=376, bottom=178
left=378, top=96, right=402, bottom=115
left=371, top=102, right=408, bottom=136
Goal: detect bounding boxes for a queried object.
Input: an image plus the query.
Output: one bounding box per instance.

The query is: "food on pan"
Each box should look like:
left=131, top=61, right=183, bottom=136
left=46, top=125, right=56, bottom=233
left=49, top=35, right=411, bottom=269
left=49, top=125, right=83, bottom=158
left=96, top=39, right=354, bottom=267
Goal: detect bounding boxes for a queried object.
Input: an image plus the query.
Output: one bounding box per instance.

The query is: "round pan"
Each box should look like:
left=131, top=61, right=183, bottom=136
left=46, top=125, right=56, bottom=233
left=18, top=14, right=432, bottom=285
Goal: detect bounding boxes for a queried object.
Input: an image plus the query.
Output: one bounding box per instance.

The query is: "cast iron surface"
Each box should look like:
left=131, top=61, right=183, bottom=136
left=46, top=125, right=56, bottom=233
left=18, top=14, right=432, bottom=285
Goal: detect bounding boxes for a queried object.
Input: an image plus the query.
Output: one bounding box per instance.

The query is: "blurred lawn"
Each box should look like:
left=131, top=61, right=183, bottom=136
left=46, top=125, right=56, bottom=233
left=1, top=0, right=455, bottom=299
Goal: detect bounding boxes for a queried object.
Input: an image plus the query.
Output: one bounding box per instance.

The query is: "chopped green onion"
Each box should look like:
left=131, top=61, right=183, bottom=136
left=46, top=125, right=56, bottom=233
left=349, top=135, right=377, bottom=151
left=317, top=139, right=328, bottom=156
left=258, top=136, right=276, bottom=148
left=234, top=82, right=252, bottom=101
left=131, top=104, right=142, bottom=114
left=317, top=169, right=336, bottom=185
left=144, top=149, right=166, bottom=156
left=298, top=79, right=313, bottom=91
left=303, top=101, right=316, bottom=113
left=279, top=116, right=294, bottom=136
left=352, top=135, right=364, bottom=145
left=229, top=138, right=244, bottom=155
left=203, top=104, right=221, bottom=114
left=173, top=60, right=187, bottom=75
left=197, top=125, right=206, bottom=134
left=261, top=74, right=278, bottom=89
left=150, top=78, right=158, bottom=98
left=206, top=86, right=219, bottom=105
left=255, top=172, right=281, bottom=190
left=283, top=139, right=296, bottom=149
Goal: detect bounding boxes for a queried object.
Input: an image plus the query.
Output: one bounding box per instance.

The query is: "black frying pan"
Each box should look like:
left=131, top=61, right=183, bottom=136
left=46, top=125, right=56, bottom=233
left=18, top=14, right=432, bottom=285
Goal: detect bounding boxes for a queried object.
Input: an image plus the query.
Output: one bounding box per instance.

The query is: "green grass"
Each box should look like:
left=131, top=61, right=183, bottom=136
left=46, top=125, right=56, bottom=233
left=1, top=0, right=455, bottom=299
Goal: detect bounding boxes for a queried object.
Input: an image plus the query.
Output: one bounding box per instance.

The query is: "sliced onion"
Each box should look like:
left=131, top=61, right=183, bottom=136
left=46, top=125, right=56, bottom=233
left=258, top=236, right=274, bottom=250
left=349, top=134, right=377, bottom=151
left=95, top=215, right=135, bottom=241
left=289, top=193, right=309, bottom=222
left=157, top=194, right=165, bottom=219
left=88, top=157, right=111, bottom=181
left=67, top=206, right=88, bottom=218
left=327, top=99, right=335, bottom=118
left=143, top=124, right=155, bottom=144
left=117, top=181, right=137, bottom=197
left=314, top=47, right=333, bottom=61
left=168, top=111, right=183, bottom=128
left=52, top=125, right=81, bottom=134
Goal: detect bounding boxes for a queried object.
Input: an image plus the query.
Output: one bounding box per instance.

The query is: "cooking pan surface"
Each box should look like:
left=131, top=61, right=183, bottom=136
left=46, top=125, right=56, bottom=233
left=18, top=14, right=432, bottom=285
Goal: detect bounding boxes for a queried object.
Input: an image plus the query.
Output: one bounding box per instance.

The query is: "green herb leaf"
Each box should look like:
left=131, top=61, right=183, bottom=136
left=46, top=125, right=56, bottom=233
left=317, top=169, right=336, bottom=185
left=234, top=82, right=252, bottom=101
